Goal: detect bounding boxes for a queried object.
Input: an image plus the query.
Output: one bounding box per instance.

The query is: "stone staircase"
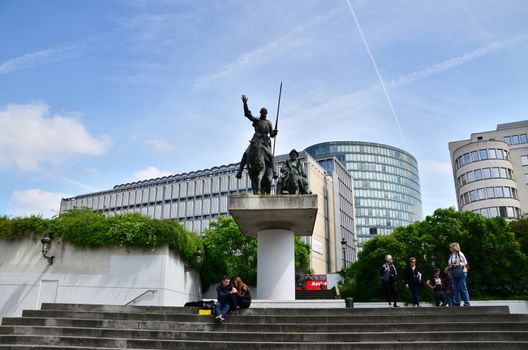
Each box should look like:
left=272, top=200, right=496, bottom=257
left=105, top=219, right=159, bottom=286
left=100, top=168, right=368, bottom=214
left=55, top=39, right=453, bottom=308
left=1, top=303, right=527, bottom=349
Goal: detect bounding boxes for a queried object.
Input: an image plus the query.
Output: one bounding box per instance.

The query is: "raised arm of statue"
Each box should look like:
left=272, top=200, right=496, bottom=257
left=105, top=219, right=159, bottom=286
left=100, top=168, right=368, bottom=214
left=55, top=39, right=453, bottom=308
left=241, top=95, right=257, bottom=121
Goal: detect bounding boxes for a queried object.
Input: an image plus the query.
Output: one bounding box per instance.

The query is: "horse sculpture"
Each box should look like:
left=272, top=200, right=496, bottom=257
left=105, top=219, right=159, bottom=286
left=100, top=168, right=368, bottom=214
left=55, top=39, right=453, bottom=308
left=247, top=139, right=273, bottom=194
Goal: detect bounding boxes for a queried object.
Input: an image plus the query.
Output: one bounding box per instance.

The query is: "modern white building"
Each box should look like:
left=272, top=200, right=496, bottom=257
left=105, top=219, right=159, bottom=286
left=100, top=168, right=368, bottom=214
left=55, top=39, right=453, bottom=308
left=61, top=152, right=357, bottom=273
left=305, top=141, right=422, bottom=250
left=449, top=121, right=528, bottom=218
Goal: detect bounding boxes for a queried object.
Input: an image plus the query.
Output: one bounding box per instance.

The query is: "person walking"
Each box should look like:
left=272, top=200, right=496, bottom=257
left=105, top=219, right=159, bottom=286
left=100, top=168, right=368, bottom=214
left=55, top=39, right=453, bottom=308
left=426, top=268, right=446, bottom=306
left=380, top=255, right=399, bottom=307
left=404, top=257, right=423, bottom=307
left=445, top=242, right=470, bottom=306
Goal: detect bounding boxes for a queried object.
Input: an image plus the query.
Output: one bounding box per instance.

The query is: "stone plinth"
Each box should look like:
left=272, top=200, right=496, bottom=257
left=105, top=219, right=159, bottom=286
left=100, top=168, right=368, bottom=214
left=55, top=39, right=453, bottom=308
left=228, top=194, right=318, bottom=300
left=228, top=194, right=318, bottom=236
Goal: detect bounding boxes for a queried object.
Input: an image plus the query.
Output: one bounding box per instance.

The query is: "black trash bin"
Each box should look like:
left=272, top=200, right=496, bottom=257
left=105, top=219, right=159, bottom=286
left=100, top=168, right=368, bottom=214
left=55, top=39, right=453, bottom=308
left=345, top=297, right=354, bottom=308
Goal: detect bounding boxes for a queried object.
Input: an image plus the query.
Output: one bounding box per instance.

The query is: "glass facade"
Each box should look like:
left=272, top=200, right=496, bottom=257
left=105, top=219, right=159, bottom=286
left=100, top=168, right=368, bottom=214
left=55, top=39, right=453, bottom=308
left=305, top=141, right=422, bottom=250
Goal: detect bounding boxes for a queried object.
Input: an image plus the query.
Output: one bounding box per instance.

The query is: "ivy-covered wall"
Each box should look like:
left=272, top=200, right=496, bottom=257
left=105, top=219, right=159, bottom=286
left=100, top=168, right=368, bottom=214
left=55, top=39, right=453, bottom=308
left=0, top=208, right=202, bottom=269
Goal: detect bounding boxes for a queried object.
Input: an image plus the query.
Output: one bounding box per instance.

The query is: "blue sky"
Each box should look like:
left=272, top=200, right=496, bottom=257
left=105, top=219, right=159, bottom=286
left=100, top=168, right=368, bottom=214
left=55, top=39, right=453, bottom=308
left=1, top=0, right=528, bottom=218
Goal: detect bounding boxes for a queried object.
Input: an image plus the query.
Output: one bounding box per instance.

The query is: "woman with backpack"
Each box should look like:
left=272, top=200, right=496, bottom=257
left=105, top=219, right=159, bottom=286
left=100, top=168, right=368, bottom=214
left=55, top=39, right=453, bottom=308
left=445, top=242, right=470, bottom=306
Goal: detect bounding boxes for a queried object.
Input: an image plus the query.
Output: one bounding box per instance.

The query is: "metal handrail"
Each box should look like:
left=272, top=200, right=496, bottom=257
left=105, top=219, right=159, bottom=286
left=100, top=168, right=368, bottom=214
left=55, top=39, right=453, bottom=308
left=125, top=289, right=158, bottom=306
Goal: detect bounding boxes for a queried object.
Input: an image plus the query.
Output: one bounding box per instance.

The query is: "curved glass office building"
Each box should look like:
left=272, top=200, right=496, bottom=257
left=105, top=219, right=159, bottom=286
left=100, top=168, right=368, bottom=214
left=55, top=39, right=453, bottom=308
left=306, top=141, right=423, bottom=249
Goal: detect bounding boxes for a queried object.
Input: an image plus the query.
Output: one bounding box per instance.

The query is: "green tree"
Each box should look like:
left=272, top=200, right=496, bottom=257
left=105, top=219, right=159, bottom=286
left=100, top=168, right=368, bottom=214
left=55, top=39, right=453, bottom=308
left=510, top=216, right=528, bottom=258
left=200, top=216, right=311, bottom=290
left=339, top=208, right=528, bottom=301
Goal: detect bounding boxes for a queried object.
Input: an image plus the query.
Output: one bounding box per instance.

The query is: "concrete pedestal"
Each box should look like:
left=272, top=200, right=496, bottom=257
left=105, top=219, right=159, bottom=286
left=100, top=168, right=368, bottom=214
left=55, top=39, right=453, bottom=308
left=257, top=229, right=295, bottom=300
left=229, top=195, right=318, bottom=301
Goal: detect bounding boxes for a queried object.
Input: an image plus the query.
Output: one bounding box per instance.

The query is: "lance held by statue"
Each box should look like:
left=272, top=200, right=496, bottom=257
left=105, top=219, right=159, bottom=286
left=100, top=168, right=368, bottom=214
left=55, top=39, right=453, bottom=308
left=276, top=149, right=312, bottom=195
left=235, top=95, right=278, bottom=194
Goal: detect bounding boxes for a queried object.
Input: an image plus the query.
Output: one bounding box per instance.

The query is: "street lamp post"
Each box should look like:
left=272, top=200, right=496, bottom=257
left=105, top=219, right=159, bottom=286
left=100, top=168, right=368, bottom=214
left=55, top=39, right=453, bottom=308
left=340, top=237, right=347, bottom=269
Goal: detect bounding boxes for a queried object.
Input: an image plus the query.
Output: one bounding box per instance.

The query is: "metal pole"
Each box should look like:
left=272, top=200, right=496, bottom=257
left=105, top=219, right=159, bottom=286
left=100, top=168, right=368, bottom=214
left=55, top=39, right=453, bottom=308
left=272, top=81, right=282, bottom=157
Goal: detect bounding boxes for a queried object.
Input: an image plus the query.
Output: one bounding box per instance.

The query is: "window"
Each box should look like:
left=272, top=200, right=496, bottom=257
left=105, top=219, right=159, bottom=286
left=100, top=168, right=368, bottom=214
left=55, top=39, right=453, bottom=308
left=504, top=136, right=511, bottom=145
left=499, top=206, right=508, bottom=217
left=471, top=150, right=479, bottom=161
left=503, top=187, right=511, bottom=198
left=492, top=167, right=500, bottom=178
left=474, top=169, right=482, bottom=181
left=488, top=149, right=497, bottom=159
left=478, top=188, right=486, bottom=200
left=521, top=134, right=528, bottom=144
left=524, top=174, right=528, bottom=184
left=507, top=207, right=515, bottom=218
left=483, top=168, right=492, bottom=179
left=499, top=168, right=507, bottom=178
left=479, top=149, right=488, bottom=160
left=469, top=190, right=478, bottom=202
left=464, top=153, right=471, bottom=164
left=522, top=155, right=528, bottom=166
left=489, top=207, right=498, bottom=217
left=512, top=135, right=520, bottom=144
left=467, top=172, right=475, bottom=182
left=496, top=149, right=504, bottom=159
left=486, top=187, right=495, bottom=198
left=495, top=187, right=504, bottom=198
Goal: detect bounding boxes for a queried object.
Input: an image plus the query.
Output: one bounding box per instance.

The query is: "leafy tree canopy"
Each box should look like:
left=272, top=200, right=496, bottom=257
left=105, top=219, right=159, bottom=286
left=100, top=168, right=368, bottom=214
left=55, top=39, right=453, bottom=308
left=340, top=208, right=528, bottom=301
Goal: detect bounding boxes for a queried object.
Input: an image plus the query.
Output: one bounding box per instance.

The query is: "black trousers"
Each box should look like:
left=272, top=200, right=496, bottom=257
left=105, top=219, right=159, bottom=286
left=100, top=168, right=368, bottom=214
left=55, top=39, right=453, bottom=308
left=230, top=294, right=251, bottom=309
left=382, top=280, right=398, bottom=305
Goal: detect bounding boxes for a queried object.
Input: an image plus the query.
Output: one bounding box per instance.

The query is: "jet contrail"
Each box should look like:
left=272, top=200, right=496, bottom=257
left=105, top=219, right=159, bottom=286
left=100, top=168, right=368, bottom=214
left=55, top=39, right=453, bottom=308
left=345, top=0, right=405, bottom=142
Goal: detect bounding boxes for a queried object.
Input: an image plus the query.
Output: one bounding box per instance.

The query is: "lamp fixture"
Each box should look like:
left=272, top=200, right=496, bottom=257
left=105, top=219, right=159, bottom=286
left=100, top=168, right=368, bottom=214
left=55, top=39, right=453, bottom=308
left=40, top=237, right=55, bottom=265
left=184, top=248, right=203, bottom=272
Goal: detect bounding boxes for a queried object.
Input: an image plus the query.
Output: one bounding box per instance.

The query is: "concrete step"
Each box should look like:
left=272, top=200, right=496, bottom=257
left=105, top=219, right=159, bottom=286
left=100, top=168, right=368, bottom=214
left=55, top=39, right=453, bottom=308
left=3, top=317, right=528, bottom=333
left=40, top=303, right=511, bottom=316
left=18, top=309, right=528, bottom=324
left=1, top=326, right=527, bottom=343
left=1, top=344, right=528, bottom=350
left=22, top=307, right=528, bottom=323
left=40, top=303, right=200, bottom=315
left=2, top=335, right=528, bottom=349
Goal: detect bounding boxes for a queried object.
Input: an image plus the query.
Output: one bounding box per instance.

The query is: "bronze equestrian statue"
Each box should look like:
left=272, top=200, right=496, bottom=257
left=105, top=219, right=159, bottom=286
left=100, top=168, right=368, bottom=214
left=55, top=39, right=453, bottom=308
left=235, top=95, right=277, bottom=194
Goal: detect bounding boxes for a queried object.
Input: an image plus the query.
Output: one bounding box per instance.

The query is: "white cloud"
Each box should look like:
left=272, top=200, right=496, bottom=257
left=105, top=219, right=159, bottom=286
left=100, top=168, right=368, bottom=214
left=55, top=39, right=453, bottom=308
left=8, top=189, right=69, bottom=218
left=421, top=161, right=453, bottom=176
left=0, top=102, right=109, bottom=171
left=145, top=138, right=172, bottom=152
left=130, top=166, right=172, bottom=182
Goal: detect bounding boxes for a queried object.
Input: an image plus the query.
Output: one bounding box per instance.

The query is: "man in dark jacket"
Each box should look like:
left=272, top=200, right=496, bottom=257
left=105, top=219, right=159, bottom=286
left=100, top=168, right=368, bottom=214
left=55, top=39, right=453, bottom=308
left=380, top=255, right=399, bottom=307
left=404, top=257, right=423, bottom=307
left=214, top=276, right=236, bottom=322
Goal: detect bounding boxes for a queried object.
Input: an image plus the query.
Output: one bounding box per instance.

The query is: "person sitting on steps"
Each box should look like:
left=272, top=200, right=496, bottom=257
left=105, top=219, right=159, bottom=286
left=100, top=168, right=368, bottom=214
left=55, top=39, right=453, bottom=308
left=214, top=276, right=237, bottom=323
